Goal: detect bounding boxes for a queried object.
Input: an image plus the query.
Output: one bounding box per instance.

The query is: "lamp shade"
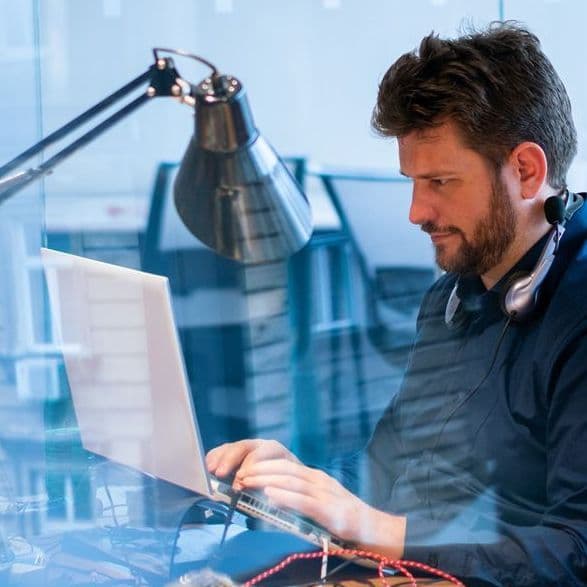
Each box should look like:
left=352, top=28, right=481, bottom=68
left=174, top=74, right=313, bottom=264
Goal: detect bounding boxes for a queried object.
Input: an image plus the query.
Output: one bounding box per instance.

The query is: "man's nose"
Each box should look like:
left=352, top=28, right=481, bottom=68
left=408, top=185, right=436, bottom=226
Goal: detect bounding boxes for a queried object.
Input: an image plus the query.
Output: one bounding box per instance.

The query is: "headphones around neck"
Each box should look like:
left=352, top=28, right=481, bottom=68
left=445, top=190, right=585, bottom=327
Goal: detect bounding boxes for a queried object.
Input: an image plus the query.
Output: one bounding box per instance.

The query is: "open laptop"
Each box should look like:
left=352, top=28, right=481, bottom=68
left=40, top=247, right=350, bottom=552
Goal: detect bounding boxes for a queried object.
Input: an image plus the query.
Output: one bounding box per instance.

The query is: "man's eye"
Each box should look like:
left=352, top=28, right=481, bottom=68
left=431, top=178, right=449, bottom=187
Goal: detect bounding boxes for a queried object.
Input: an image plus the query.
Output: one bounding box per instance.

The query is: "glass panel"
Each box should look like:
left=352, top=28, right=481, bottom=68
left=1, top=1, right=584, bottom=585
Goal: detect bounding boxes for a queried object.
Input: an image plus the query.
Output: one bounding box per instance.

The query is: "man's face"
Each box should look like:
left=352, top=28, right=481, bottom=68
left=399, top=121, right=517, bottom=276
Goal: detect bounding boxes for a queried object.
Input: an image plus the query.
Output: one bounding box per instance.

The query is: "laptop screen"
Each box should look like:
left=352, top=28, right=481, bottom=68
left=41, top=248, right=212, bottom=497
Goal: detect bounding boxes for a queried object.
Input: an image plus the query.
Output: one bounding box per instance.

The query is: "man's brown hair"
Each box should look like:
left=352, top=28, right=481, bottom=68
left=372, top=22, right=577, bottom=190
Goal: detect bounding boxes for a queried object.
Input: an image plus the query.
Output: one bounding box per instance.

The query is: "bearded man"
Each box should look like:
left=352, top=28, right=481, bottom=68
left=207, top=23, right=587, bottom=586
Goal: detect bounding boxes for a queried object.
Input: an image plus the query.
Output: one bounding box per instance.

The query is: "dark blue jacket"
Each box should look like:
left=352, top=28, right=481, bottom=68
left=362, top=201, right=587, bottom=586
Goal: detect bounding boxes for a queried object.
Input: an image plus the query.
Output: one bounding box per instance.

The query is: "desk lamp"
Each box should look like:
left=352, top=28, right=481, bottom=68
left=0, top=48, right=313, bottom=264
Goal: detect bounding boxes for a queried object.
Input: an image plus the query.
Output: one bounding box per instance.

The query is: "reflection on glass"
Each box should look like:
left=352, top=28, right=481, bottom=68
left=6, top=1, right=574, bottom=585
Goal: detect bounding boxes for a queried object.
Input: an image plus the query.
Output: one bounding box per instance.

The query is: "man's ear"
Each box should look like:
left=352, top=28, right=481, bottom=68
left=509, top=142, right=548, bottom=200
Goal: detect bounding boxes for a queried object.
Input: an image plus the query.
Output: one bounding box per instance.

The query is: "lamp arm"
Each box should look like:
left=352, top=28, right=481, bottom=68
left=0, top=56, right=190, bottom=204
left=0, top=93, right=151, bottom=204
left=0, top=69, right=152, bottom=180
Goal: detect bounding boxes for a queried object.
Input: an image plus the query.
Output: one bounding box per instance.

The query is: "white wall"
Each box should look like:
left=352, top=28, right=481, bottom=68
left=190, top=0, right=498, bottom=171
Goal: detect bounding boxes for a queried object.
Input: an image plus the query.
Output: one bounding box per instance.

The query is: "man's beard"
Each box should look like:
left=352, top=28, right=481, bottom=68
left=422, top=178, right=517, bottom=276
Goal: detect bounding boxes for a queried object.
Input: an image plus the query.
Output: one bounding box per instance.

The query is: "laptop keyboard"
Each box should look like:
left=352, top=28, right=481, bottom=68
left=212, top=478, right=348, bottom=548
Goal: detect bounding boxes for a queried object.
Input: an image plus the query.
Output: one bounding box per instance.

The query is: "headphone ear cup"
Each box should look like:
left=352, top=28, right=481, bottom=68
left=500, top=270, right=531, bottom=319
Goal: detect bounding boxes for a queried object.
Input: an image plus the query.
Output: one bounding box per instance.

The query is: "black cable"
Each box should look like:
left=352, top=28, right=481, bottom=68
left=219, top=491, right=241, bottom=547
left=168, top=497, right=233, bottom=581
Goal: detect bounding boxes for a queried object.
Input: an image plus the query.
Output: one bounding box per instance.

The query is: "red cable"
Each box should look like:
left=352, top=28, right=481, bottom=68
left=242, top=547, right=466, bottom=587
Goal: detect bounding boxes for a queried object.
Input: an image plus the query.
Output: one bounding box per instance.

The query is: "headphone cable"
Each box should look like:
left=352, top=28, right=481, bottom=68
left=425, top=315, right=513, bottom=515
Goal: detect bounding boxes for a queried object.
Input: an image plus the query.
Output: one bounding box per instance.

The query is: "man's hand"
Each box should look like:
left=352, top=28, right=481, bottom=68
left=206, top=439, right=300, bottom=487
left=237, top=457, right=406, bottom=560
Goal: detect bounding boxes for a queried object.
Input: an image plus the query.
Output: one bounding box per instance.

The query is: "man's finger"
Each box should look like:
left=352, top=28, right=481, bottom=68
left=206, top=440, right=260, bottom=477
left=237, top=459, right=333, bottom=489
